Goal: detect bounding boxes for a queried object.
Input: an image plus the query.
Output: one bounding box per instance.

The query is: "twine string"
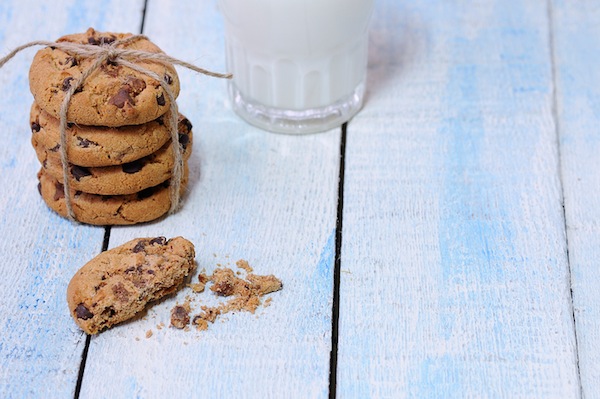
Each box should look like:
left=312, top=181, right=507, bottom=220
left=0, top=35, right=231, bottom=222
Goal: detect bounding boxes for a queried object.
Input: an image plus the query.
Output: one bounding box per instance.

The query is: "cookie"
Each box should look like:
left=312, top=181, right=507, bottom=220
left=30, top=102, right=179, bottom=167
left=34, top=124, right=193, bottom=195
left=37, top=167, right=188, bottom=225
left=67, top=236, right=196, bottom=334
left=29, top=28, right=180, bottom=127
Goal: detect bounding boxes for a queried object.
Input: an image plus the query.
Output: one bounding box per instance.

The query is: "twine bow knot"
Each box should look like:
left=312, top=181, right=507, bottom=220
left=0, top=34, right=232, bottom=223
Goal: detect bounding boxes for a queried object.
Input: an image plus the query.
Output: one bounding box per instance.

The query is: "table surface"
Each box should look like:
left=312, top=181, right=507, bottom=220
left=1, top=0, right=598, bottom=398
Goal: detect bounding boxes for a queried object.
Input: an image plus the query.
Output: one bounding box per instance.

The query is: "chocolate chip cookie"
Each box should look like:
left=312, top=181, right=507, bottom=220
left=67, top=236, right=196, bottom=334
left=30, top=103, right=179, bottom=167
left=29, top=28, right=180, bottom=126
left=34, top=125, right=193, bottom=195
left=37, top=167, right=188, bottom=225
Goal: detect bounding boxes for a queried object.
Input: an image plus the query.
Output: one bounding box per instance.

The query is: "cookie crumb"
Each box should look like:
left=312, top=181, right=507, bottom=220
left=236, top=259, right=253, bottom=273
left=193, top=317, right=209, bottom=331
left=189, top=272, right=209, bottom=293
left=170, top=302, right=191, bottom=329
left=145, top=330, right=153, bottom=338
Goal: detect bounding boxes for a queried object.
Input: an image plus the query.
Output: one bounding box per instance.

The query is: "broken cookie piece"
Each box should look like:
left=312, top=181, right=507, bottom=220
left=67, top=236, right=196, bottom=334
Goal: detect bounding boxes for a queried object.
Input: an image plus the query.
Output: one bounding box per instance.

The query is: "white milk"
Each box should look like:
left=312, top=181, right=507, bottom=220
left=218, top=0, right=375, bottom=133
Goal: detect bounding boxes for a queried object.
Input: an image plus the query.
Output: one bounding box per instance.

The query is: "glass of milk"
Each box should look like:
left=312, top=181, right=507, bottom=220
left=218, top=0, right=375, bottom=134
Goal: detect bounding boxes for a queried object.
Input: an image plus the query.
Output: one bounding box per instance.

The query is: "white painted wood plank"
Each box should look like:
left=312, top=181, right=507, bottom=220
left=551, top=1, right=600, bottom=397
left=77, top=1, right=340, bottom=398
left=337, top=0, right=580, bottom=397
left=0, top=1, right=146, bottom=398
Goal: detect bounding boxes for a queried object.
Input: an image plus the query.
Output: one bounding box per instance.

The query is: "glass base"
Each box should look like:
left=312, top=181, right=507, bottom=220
left=228, top=82, right=365, bottom=134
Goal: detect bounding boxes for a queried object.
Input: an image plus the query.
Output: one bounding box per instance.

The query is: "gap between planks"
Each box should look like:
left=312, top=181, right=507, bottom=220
left=329, top=122, right=348, bottom=399
left=545, top=0, right=583, bottom=397
left=74, top=226, right=111, bottom=399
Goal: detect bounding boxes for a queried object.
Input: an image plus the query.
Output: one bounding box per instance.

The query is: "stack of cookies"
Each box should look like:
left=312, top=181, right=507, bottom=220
left=28, top=28, right=192, bottom=225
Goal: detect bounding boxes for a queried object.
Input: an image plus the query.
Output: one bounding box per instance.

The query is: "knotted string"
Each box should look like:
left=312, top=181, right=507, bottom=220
left=0, top=35, right=231, bottom=222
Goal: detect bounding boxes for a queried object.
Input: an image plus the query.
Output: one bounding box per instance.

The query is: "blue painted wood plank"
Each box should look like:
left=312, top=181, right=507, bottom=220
left=337, top=0, right=580, bottom=397
left=0, top=1, right=146, bottom=397
left=76, top=1, right=341, bottom=398
left=551, top=0, right=600, bottom=397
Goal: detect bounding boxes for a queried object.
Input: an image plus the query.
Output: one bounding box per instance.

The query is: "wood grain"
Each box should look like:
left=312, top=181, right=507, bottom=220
left=0, top=1, right=145, bottom=397
left=76, top=1, right=341, bottom=398
left=551, top=0, right=600, bottom=397
left=336, top=0, right=580, bottom=397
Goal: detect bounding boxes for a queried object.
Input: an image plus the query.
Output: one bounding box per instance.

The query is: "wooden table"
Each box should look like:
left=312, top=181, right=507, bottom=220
left=0, top=0, right=598, bottom=398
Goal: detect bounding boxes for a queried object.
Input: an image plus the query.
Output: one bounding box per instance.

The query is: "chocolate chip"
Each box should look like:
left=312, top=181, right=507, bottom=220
left=122, top=160, right=144, bottom=174
left=53, top=182, right=65, bottom=201
left=124, top=266, right=136, bottom=273
left=109, top=88, right=133, bottom=109
left=178, top=133, right=189, bottom=150
left=126, top=78, right=146, bottom=96
left=31, top=121, right=41, bottom=133
left=61, top=77, right=74, bottom=92
left=156, top=116, right=164, bottom=126
left=49, top=144, right=60, bottom=152
left=198, top=273, right=209, bottom=284
left=212, top=281, right=234, bottom=296
left=100, top=36, right=116, bottom=45
left=75, top=304, right=94, bottom=320
left=67, top=122, right=75, bottom=128
left=137, top=186, right=156, bottom=200
left=37, top=182, right=42, bottom=195
left=132, top=240, right=146, bottom=253
left=88, top=35, right=116, bottom=46
left=101, top=306, right=116, bottom=317
left=149, top=236, right=167, bottom=246
left=179, top=117, right=193, bottom=133
left=164, top=74, right=173, bottom=84
left=76, top=136, right=97, bottom=148
left=156, top=93, right=166, bottom=106
left=112, top=282, right=130, bottom=302
left=71, top=165, right=91, bottom=181
left=62, top=56, right=78, bottom=67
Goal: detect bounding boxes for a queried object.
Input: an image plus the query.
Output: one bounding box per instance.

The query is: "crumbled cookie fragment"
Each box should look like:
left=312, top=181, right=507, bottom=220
left=210, top=268, right=249, bottom=297
left=247, top=273, right=283, bottom=296
left=146, top=330, right=153, bottom=338
left=189, top=272, right=208, bottom=293
left=170, top=302, right=191, bottom=329
left=171, top=260, right=282, bottom=332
